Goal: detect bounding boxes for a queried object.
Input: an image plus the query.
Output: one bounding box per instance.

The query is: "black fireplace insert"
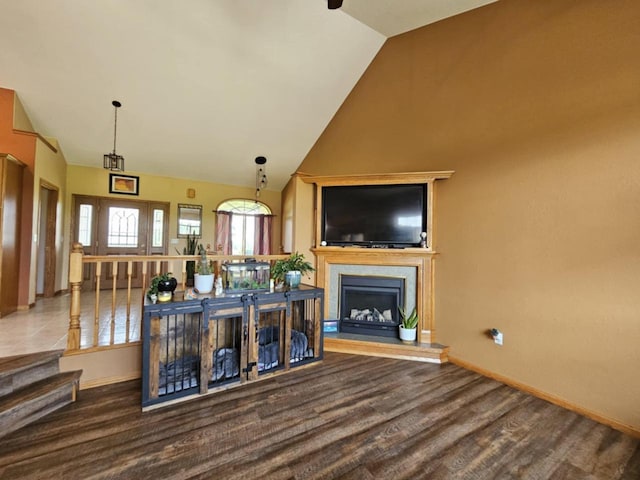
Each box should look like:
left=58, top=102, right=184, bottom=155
left=339, top=275, right=405, bottom=338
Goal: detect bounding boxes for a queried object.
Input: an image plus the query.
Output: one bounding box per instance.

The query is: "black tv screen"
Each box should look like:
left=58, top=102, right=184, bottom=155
left=322, top=184, right=427, bottom=247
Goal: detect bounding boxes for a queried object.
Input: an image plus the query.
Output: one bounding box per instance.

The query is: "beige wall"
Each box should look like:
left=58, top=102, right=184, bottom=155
left=62, top=165, right=282, bottom=288
left=281, top=175, right=316, bottom=283
left=33, top=137, right=68, bottom=302
left=298, top=0, right=640, bottom=430
left=60, top=345, right=141, bottom=389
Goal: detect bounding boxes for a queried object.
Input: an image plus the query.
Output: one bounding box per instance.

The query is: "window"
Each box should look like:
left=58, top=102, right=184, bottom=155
left=152, top=209, right=165, bottom=248
left=107, top=207, right=139, bottom=247
left=217, top=199, right=271, bottom=255
left=77, top=204, right=93, bottom=246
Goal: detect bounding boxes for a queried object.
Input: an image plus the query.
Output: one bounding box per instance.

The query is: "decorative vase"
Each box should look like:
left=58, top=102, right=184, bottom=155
left=194, top=273, right=214, bottom=294
left=399, top=325, right=417, bottom=343
left=157, top=277, right=177, bottom=302
left=157, top=277, right=177, bottom=293
left=285, top=270, right=302, bottom=288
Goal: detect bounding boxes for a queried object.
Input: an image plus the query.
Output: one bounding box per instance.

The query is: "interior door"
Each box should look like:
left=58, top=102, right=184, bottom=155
left=36, top=182, right=58, bottom=298
left=0, top=155, right=25, bottom=317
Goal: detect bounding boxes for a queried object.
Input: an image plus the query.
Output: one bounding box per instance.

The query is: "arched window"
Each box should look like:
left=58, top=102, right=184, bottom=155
left=216, top=199, right=272, bottom=255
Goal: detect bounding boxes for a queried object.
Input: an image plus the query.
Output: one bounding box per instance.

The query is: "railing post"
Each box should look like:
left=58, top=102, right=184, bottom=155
left=67, top=243, right=84, bottom=350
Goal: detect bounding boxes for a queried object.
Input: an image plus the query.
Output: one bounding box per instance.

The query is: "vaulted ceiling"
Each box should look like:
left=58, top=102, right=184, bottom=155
left=0, top=0, right=496, bottom=190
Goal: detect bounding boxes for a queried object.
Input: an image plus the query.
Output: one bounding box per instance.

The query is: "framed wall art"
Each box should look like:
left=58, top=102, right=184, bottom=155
left=109, top=174, right=139, bottom=195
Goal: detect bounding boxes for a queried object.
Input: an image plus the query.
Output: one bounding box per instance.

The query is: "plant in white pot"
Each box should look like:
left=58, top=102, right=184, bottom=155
left=193, top=245, right=214, bottom=294
left=398, top=306, right=418, bottom=343
left=272, top=252, right=315, bottom=288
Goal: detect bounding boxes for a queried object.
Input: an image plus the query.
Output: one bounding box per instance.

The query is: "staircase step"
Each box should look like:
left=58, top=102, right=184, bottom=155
left=0, top=350, right=64, bottom=396
left=0, top=370, right=82, bottom=440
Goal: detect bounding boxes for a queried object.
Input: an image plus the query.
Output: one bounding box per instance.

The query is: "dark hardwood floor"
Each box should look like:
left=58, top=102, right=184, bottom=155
left=0, top=352, right=638, bottom=479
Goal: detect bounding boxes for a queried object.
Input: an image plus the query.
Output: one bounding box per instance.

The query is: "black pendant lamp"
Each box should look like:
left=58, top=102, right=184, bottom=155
left=103, top=100, right=125, bottom=171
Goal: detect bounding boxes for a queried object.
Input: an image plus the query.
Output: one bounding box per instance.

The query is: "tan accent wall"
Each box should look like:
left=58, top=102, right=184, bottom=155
left=298, top=0, right=640, bottom=430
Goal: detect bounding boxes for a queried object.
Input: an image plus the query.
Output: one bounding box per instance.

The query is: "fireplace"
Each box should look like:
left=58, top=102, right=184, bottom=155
left=339, top=275, right=405, bottom=338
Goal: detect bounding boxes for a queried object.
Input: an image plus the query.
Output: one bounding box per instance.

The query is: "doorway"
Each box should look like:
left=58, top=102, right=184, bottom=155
left=72, top=195, right=169, bottom=289
left=36, top=182, right=59, bottom=298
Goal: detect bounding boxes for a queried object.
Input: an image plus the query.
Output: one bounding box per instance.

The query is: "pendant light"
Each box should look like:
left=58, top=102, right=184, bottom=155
left=103, top=100, right=125, bottom=171
left=255, top=156, right=267, bottom=198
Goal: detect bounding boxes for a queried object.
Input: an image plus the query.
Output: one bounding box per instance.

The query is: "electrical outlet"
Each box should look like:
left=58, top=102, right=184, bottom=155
left=494, top=332, right=503, bottom=346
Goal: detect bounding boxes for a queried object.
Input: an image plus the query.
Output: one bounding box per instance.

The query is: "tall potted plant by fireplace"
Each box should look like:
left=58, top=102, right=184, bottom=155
left=398, top=306, right=418, bottom=343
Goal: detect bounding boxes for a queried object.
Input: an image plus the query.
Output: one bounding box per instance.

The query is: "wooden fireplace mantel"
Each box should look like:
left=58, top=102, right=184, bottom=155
left=298, top=170, right=454, bottom=186
left=300, top=170, right=454, bottom=363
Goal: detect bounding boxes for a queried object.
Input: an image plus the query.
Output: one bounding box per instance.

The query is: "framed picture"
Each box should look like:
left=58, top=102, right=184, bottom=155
left=109, top=174, right=139, bottom=195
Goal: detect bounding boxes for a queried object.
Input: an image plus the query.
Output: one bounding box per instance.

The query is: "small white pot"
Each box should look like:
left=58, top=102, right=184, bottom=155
left=194, top=273, right=214, bottom=294
left=399, top=325, right=417, bottom=343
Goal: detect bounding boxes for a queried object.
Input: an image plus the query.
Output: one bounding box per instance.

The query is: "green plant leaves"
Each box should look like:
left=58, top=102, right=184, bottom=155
left=398, top=306, right=419, bottom=329
left=272, top=252, right=315, bottom=282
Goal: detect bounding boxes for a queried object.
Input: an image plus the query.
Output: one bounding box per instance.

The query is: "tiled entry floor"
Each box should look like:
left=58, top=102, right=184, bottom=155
left=0, top=289, right=144, bottom=357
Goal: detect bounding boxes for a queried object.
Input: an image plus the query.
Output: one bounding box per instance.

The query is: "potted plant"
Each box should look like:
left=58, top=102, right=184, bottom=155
left=398, top=306, right=418, bottom=343
left=175, top=233, right=199, bottom=286
left=148, top=272, right=177, bottom=303
left=194, top=245, right=214, bottom=294
left=272, top=252, right=315, bottom=288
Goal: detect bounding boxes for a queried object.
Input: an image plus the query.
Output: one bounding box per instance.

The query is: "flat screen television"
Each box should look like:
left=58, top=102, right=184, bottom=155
left=321, top=183, right=427, bottom=248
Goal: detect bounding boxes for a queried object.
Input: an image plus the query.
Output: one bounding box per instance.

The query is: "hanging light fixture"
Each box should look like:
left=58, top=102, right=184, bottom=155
left=103, top=100, right=125, bottom=171
left=255, top=156, right=267, bottom=198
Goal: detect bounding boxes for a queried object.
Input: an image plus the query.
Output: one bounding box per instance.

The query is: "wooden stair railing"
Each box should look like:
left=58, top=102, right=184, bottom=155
left=67, top=243, right=288, bottom=351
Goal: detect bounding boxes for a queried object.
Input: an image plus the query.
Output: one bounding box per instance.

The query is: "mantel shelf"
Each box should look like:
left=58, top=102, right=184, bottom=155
left=297, top=170, right=454, bottom=186
left=312, top=246, right=438, bottom=256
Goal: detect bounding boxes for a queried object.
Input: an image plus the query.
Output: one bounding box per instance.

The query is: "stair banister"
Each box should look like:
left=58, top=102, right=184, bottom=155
left=67, top=243, right=84, bottom=350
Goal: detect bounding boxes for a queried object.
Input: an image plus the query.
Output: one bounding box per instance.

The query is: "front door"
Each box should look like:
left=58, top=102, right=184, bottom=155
left=98, top=200, right=149, bottom=289
left=73, top=195, right=169, bottom=290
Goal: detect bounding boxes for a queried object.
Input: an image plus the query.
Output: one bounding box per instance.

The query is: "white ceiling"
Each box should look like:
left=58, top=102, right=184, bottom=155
left=0, top=0, right=496, bottom=191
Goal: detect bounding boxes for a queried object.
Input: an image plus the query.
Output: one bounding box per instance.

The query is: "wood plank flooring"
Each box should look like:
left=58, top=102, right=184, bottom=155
left=0, top=352, right=638, bottom=479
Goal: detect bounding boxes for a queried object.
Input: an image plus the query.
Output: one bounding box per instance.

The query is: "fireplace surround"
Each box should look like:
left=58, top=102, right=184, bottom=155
left=300, top=170, right=453, bottom=362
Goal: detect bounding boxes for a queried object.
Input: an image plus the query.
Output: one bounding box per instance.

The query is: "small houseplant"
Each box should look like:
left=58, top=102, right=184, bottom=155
left=272, top=251, right=315, bottom=288
left=148, top=272, right=177, bottom=303
left=194, top=245, right=214, bottom=294
left=398, top=306, right=418, bottom=343
left=175, top=233, right=199, bottom=286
